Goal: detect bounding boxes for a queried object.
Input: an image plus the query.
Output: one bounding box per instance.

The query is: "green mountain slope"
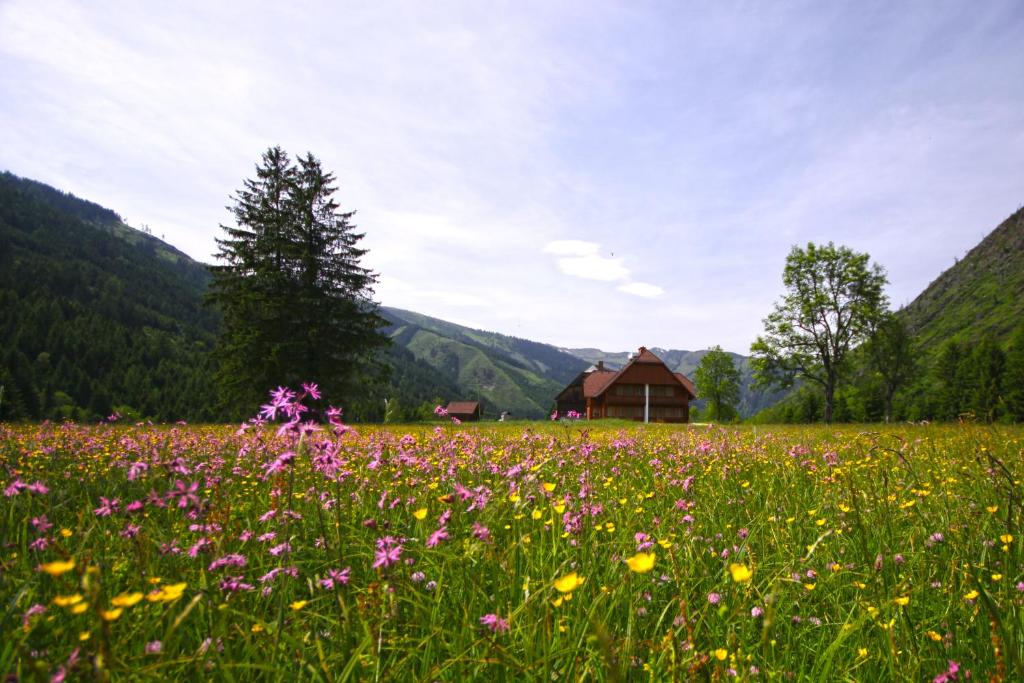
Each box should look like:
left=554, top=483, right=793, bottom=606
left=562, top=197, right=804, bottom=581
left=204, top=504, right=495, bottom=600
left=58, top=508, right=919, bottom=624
left=899, top=206, right=1024, bottom=352
left=563, top=347, right=785, bottom=418
left=381, top=307, right=589, bottom=418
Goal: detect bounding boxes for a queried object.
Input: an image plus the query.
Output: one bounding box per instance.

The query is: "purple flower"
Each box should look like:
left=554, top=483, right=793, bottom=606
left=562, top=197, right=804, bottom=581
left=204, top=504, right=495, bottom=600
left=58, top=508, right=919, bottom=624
left=319, top=568, right=351, bottom=589
left=208, top=554, right=248, bottom=571
left=373, top=536, right=403, bottom=569
left=480, top=613, right=510, bottom=633
left=427, top=527, right=449, bottom=548
left=22, top=603, right=46, bottom=628
left=94, top=497, right=120, bottom=517
left=268, top=542, right=291, bottom=557
left=219, top=575, right=254, bottom=592
left=145, top=641, right=162, bottom=655
left=751, top=606, right=764, bottom=618
left=708, top=592, right=721, bottom=605
left=471, top=522, right=491, bottom=542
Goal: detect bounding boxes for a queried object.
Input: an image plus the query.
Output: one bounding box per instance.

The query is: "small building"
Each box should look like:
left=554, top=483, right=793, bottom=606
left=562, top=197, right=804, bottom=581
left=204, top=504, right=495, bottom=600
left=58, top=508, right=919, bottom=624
left=554, top=347, right=695, bottom=423
left=445, top=400, right=481, bottom=421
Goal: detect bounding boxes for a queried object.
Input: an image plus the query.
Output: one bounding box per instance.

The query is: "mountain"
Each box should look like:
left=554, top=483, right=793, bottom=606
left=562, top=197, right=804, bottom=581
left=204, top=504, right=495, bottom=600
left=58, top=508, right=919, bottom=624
left=561, top=347, right=784, bottom=418
left=899, top=206, right=1024, bottom=352
left=0, top=170, right=788, bottom=422
left=380, top=307, right=589, bottom=419
left=0, top=171, right=221, bottom=421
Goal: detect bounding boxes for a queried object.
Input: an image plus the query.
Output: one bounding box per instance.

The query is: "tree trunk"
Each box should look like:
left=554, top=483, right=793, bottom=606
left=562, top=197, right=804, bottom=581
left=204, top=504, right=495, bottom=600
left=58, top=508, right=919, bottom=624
left=824, top=376, right=835, bottom=423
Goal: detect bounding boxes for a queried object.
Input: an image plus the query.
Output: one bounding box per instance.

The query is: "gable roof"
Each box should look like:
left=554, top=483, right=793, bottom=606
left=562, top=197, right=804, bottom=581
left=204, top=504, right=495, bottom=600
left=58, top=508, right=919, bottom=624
left=585, top=347, right=697, bottom=399
left=446, top=401, right=480, bottom=414
left=582, top=369, right=619, bottom=397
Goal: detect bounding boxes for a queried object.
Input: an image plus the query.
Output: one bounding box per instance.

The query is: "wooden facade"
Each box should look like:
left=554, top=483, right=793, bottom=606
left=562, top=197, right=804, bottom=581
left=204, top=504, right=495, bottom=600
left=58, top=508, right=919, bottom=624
left=555, top=347, right=695, bottom=424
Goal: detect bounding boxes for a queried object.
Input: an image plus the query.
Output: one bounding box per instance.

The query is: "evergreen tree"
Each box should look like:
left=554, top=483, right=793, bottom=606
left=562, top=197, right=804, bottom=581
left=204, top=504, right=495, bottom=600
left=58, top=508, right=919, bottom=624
left=969, top=335, right=1005, bottom=423
left=1002, top=324, right=1024, bottom=422
left=932, top=340, right=967, bottom=420
left=208, top=148, right=389, bottom=415
left=864, top=313, right=916, bottom=422
left=694, top=345, right=741, bottom=421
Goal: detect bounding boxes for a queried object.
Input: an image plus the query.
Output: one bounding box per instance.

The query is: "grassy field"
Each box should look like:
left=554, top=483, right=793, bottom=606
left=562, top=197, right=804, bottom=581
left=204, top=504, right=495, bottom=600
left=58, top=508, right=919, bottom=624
left=2, top=395, right=1023, bottom=680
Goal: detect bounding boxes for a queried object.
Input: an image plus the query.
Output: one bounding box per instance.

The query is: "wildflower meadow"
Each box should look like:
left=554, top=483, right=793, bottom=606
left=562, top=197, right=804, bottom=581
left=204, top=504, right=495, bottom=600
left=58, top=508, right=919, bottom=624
left=3, top=385, right=1023, bottom=681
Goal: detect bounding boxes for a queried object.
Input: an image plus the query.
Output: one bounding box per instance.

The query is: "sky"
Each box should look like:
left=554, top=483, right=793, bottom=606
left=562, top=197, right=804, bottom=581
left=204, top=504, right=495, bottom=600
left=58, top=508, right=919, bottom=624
left=2, top=1, right=1022, bottom=354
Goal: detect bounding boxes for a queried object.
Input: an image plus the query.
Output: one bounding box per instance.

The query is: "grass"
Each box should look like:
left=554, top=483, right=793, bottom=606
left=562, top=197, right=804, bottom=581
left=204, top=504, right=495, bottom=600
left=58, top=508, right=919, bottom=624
left=2, top=408, right=1022, bottom=681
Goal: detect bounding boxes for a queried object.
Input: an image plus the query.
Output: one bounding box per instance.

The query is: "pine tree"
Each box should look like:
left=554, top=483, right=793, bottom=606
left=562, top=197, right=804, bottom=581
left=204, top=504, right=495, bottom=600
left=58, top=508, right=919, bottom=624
left=932, top=340, right=967, bottom=420
left=1002, top=324, right=1024, bottom=422
left=969, top=335, right=1005, bottom=423
left=864, top=313, right=916, bottom=422
left=208, top=147, right=389, bottom=416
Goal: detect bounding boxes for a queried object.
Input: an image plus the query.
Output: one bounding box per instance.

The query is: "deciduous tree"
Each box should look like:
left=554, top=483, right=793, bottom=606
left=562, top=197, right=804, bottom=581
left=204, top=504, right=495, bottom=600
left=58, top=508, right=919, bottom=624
left=751, top=242, right=888, bottom=423
left=694, top=345, right=741, bottom=421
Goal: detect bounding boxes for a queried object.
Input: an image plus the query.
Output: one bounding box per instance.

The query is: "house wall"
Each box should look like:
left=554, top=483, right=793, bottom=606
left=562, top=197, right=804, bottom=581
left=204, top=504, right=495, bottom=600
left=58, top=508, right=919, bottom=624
left=596, top=362, right=691, bottom=423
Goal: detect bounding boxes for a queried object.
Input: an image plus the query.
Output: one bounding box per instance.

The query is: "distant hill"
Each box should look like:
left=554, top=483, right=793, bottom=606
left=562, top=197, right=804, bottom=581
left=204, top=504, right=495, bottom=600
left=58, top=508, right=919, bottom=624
left=899, top=206, right=1024, bottom=352
left=562, top=347, right=784, bottom=418
left=381, top=307, right=589, bottom=419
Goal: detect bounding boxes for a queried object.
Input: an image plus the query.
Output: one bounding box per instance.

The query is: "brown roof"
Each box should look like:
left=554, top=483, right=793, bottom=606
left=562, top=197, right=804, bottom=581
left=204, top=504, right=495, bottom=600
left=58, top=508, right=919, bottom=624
left=674, top=373, right=697, bottom=398
left=582, top=370, right=618, bottom=398
left=446, top=401, right=479, bottom=414
left=584, top=347, right=697, bottom=399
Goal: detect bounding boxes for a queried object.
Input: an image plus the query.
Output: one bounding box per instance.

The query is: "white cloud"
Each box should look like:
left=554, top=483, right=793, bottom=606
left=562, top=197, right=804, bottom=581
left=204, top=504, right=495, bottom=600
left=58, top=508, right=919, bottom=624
left=618, top=282, right=664, bottom=298
left=556, top=254, right=630, bottom=282
left=542, top=240, right=598, bottom=256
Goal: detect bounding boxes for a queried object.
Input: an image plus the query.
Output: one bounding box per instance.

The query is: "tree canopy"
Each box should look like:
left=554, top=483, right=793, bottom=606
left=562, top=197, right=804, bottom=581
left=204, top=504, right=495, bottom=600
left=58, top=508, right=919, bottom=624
left=751, top=242, right=888, bottom=423
left=693, top=346, right=741, bottom=421
left=207, top=147, right=389, bottom=416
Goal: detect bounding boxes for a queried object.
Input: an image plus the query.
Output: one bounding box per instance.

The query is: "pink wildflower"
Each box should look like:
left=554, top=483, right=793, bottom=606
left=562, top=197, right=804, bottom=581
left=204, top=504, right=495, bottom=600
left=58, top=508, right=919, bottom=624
left=480, top=613, right=510, bottom=633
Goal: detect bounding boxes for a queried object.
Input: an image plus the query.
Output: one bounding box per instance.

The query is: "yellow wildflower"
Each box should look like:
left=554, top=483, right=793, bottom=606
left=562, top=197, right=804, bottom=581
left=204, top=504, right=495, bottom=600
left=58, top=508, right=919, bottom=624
left=53, top=594, right=83, bottom=607
left=412, top=508, right=428, bottom=520
left=894, top=596, right=910, bottom=606
left=100, top=608, right=123, bottom=621
left=964, top=590, right=979, bottom=601
left=553, top=571, right=585, bottom=593
left=39, top=559, right=75, bottom=576
left=111, top=592, right=144, bottom=607
left=289, top=600, right=308, bottom=611
left=728, top=563, right=753, bottom=584
left=926, top=630, right=943, bottom=642
left=542, top=482, right=556, bottom=493
left=625, top=552, right=656, bottom=574
left=714, top=648, right=728, bottom=661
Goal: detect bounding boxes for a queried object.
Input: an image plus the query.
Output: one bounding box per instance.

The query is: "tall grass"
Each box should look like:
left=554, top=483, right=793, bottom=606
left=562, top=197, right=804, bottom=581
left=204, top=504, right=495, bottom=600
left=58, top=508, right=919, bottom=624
left=2, top=416, right=1022, bottom=680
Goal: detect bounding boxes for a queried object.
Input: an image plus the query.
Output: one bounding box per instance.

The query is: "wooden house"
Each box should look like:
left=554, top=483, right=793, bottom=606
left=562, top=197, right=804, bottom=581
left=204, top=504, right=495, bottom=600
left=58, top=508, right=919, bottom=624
left=555, top=347, right=695, bottom=423
left=445, top=401, right=481, bottom=421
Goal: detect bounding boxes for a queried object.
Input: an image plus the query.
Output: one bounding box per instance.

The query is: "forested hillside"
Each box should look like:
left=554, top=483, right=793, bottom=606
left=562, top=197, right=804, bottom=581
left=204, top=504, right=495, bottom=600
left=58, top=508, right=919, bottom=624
left=0, top=172, right=221, bottom=421
left=752, top=206, right=1024, bottom=424
left=900, top=207, right=1024, bottom=351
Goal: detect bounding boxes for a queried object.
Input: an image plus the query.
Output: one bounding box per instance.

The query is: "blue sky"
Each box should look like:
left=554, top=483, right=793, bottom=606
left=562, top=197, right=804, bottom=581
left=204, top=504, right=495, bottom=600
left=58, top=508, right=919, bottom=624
left=2, top=1, right=1022, bottom=353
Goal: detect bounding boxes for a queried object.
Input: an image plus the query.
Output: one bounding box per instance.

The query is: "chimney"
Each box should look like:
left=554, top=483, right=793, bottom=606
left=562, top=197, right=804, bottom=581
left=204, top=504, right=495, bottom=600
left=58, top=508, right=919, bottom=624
left=597, top=361, right=604, bottom=371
